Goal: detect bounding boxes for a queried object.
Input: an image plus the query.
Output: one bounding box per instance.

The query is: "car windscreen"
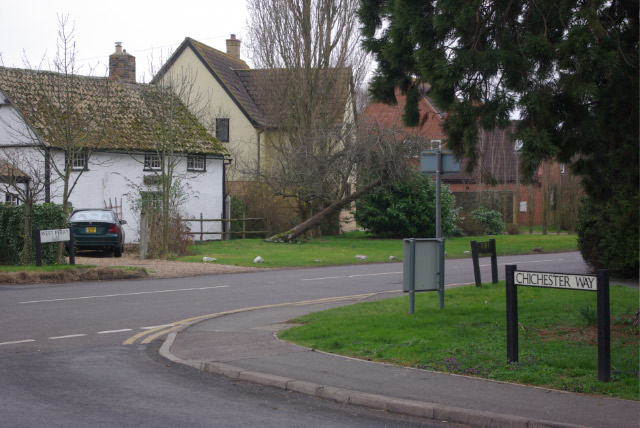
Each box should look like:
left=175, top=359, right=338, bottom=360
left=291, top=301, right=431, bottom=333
left=69, top=211, right=115, bottom=222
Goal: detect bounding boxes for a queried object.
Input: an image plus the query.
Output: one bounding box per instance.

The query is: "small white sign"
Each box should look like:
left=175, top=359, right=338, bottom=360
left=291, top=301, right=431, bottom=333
left=40, top=228, right=70, bottom=243
left=519, top=201, right=527, bottom=213
left=514, top=270, right=597, bottom=291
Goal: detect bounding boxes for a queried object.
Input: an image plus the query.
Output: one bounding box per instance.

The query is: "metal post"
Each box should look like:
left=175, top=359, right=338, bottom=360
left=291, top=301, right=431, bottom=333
left=490, top=239, right=498, bottom=284
left=68, top=227, right=75, bottom=266
left=436, top=151, right=444, bottom=309
left=596, top=269, right=610, bottom=382
left=409, top=239, right=415, bottom=314
left=506, top=264, right=518, bottom=363
left=471, top=240, right=481, bottom=287
left=35, top=229, right=42, bottom=266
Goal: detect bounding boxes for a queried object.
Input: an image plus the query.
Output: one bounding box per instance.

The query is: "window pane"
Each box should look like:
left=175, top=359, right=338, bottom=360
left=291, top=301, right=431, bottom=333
left=216, top=118, right=229, bottom=142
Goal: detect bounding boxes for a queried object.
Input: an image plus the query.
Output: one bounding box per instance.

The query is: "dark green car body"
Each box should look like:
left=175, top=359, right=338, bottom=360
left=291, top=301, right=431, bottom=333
left=68, top=209, right=127, bottom=257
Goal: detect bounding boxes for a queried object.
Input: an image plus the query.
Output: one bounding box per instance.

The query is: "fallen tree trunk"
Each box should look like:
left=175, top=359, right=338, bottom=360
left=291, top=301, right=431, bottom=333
left=266, top=177, right=384, bottom=242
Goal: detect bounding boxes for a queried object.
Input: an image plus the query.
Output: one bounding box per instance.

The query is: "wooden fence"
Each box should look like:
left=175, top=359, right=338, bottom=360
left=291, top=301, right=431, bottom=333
left=180, top=214, right=266, bottom=241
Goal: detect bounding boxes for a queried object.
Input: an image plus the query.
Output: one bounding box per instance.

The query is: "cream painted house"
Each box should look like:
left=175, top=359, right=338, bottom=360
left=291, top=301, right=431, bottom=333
left=153, top=36, right=357, bottom=232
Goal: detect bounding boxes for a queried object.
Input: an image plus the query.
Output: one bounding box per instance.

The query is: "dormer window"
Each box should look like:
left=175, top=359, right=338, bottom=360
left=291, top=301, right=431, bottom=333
left=216, top=118, right=229, bottom=142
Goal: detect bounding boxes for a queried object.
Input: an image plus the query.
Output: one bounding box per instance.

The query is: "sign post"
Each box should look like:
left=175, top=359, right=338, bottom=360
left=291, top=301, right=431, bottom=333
left=505, top=265, right=610, bottom=381
left=35, top=228, right=75, bottom=266
left=421, top=150, right=460, bottom=310
left=471, top=239, right=498, bottom=287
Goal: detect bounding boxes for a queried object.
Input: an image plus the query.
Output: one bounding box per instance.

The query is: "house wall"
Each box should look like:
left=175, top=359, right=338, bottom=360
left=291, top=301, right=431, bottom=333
left=158, top=47, right=259, bottom=183
left=46, top=150, right=224, bottom=243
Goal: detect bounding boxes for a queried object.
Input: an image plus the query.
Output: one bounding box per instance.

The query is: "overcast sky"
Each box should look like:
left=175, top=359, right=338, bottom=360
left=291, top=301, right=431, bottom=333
left=0, top=0, right=250, bottom=81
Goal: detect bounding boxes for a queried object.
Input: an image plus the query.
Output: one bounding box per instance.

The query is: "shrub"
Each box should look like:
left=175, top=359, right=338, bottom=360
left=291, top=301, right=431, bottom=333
left=505, top=223, right=521, bottom=235
left=576, top=194, right=639, bottom=279
left=0, top=203, right=66, bottom=265
left=470, top=207, right=505, bottom=235
left=145, top=212, right=193, bottom=258
left=355, top=169, right=458, bottom=238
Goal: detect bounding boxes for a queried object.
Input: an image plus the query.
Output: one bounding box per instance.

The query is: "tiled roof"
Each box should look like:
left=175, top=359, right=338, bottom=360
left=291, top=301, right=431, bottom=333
left=0, top=66, right=228, bottom=156
left=154, top=38, right=351, bottom=129
left=0, top=158, right=28, bottom=178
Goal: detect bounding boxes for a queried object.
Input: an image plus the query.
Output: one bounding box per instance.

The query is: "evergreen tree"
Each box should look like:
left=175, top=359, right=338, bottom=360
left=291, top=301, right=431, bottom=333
left=359, top=0, right=638, bottom=277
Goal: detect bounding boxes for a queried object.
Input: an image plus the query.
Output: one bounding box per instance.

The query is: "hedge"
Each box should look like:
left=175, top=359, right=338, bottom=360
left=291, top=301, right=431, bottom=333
left=0, top=203, right=67, bottom=265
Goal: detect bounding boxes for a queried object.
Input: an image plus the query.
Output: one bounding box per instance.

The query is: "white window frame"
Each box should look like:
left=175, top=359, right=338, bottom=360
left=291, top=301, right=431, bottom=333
left=144, top=153, right=161, bottom=170
left=430, top=139, right=442, bottom=150
left=5, top=192, right=20, bottom=205
left=187, top=154, right=206, bottom=172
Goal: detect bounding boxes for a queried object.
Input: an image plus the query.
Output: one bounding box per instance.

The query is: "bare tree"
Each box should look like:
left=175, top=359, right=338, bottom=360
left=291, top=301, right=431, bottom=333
left=0, top=154, right=49, bottom=264
left=0, top=15, right=116, bottom=262
left=246, top=0, right=371, bottom=239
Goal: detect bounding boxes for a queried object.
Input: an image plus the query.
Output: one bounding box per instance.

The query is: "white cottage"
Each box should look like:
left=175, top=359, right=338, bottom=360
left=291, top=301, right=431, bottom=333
left=0, top=45, right=229, bottom=243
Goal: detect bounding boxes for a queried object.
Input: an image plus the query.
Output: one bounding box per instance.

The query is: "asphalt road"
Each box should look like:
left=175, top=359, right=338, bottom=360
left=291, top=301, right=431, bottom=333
left=0, top=252, right=589, bottom=426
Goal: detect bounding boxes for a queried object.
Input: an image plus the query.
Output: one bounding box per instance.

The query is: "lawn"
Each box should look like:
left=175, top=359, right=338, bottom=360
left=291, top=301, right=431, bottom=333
left=178, top=231, right=578, bottom=268
left=279, top=282, right=639, bottom=400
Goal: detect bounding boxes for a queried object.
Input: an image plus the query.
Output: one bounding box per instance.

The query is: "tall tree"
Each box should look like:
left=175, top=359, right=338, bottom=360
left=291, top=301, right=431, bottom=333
left=246, top=0, right=370, bottom=239
left=359, top=0, right=638, bottom=275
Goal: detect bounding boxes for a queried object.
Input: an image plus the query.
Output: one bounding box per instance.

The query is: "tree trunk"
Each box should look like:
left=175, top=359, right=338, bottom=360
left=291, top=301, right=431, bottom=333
left=20, top=202, right=33, bottom=265
left=266, top=177, right=384, bottom=242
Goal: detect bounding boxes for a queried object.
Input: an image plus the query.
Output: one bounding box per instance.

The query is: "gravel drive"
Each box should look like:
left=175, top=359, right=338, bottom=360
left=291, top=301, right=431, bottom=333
left=74, top=251, right=261, bottom=278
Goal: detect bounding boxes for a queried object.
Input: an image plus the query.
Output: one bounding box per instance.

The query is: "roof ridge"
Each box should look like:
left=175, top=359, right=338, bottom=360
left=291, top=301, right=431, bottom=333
left=186, top=37, right=249, bottom=69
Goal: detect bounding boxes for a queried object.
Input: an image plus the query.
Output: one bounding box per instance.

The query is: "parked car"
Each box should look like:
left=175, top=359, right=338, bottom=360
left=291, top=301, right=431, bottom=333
left=68, top=209, right=127, bottom=257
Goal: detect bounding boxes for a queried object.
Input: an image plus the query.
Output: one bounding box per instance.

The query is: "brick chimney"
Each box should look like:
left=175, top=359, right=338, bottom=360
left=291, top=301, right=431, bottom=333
left=226, top=34, right=241, bottom=59
left=109, top=42, right=136, bottom=84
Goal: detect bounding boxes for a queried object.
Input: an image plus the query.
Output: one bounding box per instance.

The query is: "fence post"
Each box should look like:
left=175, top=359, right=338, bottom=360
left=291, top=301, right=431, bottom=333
left=506, top=264, right=518, bottom=363
left=35, top=228, right=42, bottom=266
left=139, top=212, right=149, bottom=260
left=200, top=213, right=203, bottom=242
left=471, top=240, right=481, bottom=287
left=490, top=238, right=498, bottom=284
left=242, top=213, right=246, bottom=240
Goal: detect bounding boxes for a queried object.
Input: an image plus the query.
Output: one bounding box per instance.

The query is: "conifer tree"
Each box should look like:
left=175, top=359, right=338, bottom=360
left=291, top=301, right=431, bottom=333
left=359, top=0, right=638, bottom=277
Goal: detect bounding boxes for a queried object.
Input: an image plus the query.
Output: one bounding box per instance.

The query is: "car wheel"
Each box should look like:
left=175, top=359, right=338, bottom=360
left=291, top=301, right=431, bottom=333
left=114, top=245, right=123, bottom=258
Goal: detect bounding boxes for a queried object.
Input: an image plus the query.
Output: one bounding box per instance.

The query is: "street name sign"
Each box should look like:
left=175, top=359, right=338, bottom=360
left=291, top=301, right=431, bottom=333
left=40, top=228, right=70, bottom=243
left=514, top=271, right=597, bottom=291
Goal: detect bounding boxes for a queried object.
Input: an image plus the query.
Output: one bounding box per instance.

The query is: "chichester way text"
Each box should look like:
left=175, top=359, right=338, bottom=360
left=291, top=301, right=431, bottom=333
left=514, top=271, right=597, bottom=291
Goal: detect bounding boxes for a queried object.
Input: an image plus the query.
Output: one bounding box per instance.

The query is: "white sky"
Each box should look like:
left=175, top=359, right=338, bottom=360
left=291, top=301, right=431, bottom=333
left=0, top=0, right=250, bottom=82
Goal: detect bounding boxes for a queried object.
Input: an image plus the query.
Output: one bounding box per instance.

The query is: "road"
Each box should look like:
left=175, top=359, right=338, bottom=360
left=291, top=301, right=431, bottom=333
left=0, top=252, right=588, bottom=426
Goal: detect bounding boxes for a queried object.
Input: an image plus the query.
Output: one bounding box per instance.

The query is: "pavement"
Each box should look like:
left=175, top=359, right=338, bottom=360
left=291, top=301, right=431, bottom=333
left=160, top=293, right=639, bottom=428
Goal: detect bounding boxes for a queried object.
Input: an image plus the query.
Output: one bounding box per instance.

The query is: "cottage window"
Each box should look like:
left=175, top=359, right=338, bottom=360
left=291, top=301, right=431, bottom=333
left=187, top=154, right=206, bottom=172
left=216, top=118, right=230, bottom=142
left=144, top=153, right=161, bottom=170
left=5, top=192, right=19, bottom=205
left=67, top=151, right=88, bottom=171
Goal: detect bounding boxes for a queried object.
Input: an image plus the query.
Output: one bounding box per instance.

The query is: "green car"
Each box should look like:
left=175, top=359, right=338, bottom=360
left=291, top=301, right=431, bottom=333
left=68, top=209, right=127, bottom=257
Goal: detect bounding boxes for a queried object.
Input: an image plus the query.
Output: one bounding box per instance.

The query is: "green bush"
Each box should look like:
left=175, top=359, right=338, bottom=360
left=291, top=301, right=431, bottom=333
left=355, top=170, right=458, bottom=238
left=576, top=194, right=639, bottom=279
left=505, top=223, right=520, bottom=235
left=0, top=203, right=67, bottom=265
left=470, top=207, right=505, bottom=235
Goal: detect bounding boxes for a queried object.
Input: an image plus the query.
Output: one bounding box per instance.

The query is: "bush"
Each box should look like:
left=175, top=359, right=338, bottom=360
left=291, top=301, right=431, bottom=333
left=470, top=208, right=505, bottom=235
left=576, top=194, right=639, bottom=279
left=144, top=213, right=192, bottom=258
left=505, top=223, right=521, bottom=235
left=0, top=203, right=67, bottom=265
left=354, top=170, right=458, bottom=238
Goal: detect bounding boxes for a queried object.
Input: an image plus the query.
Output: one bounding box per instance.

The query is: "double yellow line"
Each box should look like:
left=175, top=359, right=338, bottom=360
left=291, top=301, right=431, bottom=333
left=123, top=291, right=396, bottom=345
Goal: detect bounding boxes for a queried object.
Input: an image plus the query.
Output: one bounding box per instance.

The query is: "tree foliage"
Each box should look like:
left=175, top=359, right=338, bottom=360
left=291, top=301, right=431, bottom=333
left=355, top=169, right=458, bottom=238
left=359, top=0, right=638, bottom=275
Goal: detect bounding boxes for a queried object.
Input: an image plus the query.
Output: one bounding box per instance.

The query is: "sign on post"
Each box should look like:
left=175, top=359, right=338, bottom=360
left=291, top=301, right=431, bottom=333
left=403, top=238, right=443, bottom=314
left=505, top=265, right=610, bottom=382
left=471, top=239, right=498, bottom=287
left=35, top=228, right=75, bottom=266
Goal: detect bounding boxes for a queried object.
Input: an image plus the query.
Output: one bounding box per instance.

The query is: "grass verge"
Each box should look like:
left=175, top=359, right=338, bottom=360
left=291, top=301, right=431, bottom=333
left=178, top=231, right=578, bottom=268
left=279, top=282, right=639, bottom=400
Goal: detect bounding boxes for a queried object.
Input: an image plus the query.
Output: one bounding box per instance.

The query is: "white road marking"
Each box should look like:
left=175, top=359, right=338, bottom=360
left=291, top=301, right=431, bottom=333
left=19, top=285, right=230, bottom=304
left=302, top=275, right=346, bottom=281
left=140, top=324, right=175, bottom=330
left=480, top=259, right=564, bottom=267
left=347, top=272, right=401, bottom=278
left=0, top=339, right=35, bottom=346
left=97, top=329, right=133, bottom=335
left=48, top=334, right=86, bottom=340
